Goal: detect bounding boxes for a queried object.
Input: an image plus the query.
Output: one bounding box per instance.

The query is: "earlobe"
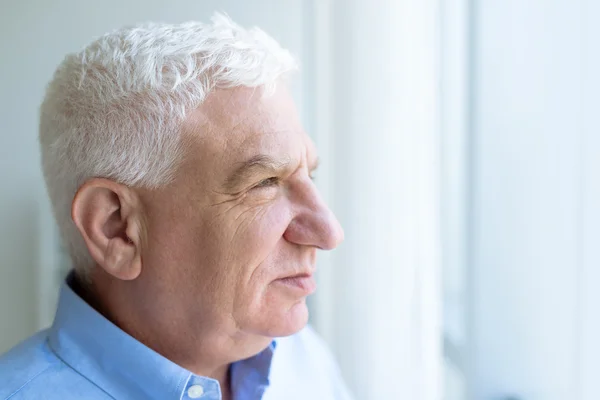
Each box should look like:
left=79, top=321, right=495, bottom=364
left=71, top=178, right=143, bottom=281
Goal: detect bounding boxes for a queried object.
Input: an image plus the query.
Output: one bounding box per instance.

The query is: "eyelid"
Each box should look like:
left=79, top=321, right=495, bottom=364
left=253, top=176, right=280, bottom=189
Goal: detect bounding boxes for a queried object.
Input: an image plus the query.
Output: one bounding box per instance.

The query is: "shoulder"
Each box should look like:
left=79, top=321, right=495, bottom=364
left=268, top=325, right=353, bottom=400
left=0, top=330, right=104, bottom=400
left=0, top=330, right=58, bottom=399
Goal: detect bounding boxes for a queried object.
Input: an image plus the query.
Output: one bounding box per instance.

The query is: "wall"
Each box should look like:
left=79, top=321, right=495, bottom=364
left=471, top=0, right=599, bottom=399
left=0, top=0, right=306, bottom=354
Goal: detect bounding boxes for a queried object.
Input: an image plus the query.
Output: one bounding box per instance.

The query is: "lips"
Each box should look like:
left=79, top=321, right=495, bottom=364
left=274, top=272, right=317, bottom=295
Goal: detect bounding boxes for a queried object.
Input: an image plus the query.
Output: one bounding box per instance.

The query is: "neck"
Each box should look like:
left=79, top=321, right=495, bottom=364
left=73, top=271, right=270, bottom=398
left=206, top=364, right=231, bottom=400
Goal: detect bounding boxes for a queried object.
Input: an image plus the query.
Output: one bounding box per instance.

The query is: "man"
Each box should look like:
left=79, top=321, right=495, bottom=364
left=0, top=14, right=351, bottom=400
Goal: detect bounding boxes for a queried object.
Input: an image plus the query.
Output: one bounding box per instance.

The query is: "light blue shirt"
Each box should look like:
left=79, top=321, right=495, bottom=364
left=0, top=274, right=352, bottom=400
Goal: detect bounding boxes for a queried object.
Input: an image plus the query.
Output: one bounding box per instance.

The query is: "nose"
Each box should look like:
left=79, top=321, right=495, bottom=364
left=283, top=180, right=345, bottom=250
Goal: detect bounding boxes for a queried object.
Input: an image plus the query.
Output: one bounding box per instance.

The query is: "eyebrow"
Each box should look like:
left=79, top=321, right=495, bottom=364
left=224, top=154, right=292, bottom=191
left=223, top=154, right=320, bottom=191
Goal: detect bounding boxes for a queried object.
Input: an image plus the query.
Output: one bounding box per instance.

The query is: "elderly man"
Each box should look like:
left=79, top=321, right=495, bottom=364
left=0, top=14, right=350, bottom=400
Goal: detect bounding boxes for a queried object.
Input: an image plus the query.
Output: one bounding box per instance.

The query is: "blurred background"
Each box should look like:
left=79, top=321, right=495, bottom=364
left=1, top=1, right=598, bottom=399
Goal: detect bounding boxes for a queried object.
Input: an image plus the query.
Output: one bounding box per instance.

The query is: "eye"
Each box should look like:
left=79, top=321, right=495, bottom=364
left=254, top=177, right=280, bottom=189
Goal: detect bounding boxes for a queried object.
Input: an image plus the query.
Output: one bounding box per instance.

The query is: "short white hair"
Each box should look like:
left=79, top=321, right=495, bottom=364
left=39, top=13, right=297, bottom=275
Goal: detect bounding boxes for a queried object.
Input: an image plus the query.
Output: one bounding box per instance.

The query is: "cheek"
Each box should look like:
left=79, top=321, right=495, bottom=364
left=230, top=201, right=292, bottom=301
left=231, top=200, right=292, bottom=270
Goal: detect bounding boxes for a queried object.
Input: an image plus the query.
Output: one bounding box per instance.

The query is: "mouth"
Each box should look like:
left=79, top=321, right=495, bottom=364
left=273, top=271, right=317, bottom=296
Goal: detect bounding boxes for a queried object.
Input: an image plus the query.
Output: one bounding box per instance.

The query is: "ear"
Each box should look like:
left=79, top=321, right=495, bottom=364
left=71, top=178, right=144, bottom=280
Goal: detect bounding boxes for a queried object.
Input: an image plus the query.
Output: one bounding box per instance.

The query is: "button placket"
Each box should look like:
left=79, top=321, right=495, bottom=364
left=184, top=375, right=221, bottom=399
left=187, top=384, right=205, bottom=398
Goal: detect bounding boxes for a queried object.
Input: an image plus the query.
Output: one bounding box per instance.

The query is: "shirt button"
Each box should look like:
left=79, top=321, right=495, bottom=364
left=187, top=384, right=205, bottom=398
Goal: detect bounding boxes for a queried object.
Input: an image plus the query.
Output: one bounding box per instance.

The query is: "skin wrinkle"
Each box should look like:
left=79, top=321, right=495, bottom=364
left=225, top=154, right=292, bottom=192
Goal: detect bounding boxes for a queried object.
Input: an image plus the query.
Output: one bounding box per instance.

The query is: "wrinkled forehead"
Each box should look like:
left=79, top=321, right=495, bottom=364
left=182, top=85, right=314, bottom=164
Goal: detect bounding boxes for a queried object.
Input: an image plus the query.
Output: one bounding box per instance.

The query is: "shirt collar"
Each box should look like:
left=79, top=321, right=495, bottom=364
left=48, top=272, right=276, bottom=400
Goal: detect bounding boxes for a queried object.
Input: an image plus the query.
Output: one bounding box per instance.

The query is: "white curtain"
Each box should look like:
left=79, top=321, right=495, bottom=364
left=308, top=1, right=443, bottom=399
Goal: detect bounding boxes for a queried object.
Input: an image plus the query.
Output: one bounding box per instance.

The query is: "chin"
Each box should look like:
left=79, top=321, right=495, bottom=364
left=259, top=299, right=310, bottom=338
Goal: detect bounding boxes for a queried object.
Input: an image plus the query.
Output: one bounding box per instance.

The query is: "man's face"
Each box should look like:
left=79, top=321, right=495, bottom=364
left=139, top=86, right=344, bottom=338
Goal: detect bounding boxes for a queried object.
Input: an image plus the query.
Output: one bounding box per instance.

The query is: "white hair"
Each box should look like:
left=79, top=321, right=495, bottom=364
left=39, top=13, right=297, bottom=275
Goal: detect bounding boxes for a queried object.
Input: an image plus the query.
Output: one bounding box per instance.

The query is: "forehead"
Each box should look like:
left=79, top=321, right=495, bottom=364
left=183, top=86, right=315, bottom=164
